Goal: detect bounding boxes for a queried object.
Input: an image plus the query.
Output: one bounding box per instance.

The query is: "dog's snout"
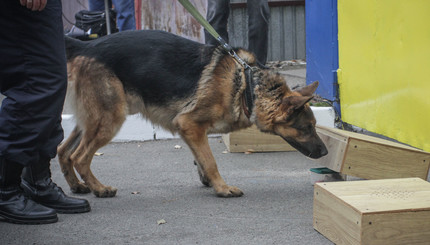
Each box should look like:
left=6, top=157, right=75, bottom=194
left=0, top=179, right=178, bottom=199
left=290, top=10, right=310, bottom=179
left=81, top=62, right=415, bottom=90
left=320, top=144, right=328, bottom=157
left=308, top=144, right=328, bottom=159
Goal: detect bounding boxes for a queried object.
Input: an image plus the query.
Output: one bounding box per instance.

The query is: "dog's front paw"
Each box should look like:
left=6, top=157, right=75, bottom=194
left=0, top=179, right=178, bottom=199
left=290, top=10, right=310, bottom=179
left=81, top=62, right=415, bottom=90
left=198, top=170, right=211, bottom=187
left=71, top=182, right=91, bottom=194
left=194, top=161, right=211, bottom=187
left=215, top=185, right=243, bottom=197
left=93, top=186, right=117, bottom=198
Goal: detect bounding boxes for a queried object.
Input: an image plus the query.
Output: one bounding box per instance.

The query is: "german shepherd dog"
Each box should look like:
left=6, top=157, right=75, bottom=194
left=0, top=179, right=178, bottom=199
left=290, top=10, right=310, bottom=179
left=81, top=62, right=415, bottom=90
left=60, top=30, right=328, bottom=198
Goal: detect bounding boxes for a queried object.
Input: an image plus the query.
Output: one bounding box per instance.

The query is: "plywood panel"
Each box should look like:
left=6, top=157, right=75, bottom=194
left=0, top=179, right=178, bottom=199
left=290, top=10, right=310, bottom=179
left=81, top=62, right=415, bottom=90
left=314, top=184, right=361, bottom=245
left=343, top=139, right=430, bottom=180
left=314, top=178, right=430, bottom=245
left=362, top=211, right=430, bottom=245
left=318, top=178, right=430, bottom=214
left=316, top=127, right=348, bottom=172
left=222, top=125, right=295, bottom=152
left=315, top=126, right=430, bottom=180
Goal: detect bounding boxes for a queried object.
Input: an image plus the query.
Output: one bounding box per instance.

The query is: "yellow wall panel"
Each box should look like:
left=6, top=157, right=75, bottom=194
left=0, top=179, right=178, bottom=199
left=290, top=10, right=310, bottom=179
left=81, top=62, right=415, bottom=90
left=338, top=0, right=430, bottom=152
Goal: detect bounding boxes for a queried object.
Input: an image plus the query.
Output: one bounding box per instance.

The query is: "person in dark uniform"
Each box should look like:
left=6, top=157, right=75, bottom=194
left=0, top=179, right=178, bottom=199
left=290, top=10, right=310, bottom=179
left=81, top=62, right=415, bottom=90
left=205, top=0, right=270, bottom=65
left=0, top=0, right=90, bottom=224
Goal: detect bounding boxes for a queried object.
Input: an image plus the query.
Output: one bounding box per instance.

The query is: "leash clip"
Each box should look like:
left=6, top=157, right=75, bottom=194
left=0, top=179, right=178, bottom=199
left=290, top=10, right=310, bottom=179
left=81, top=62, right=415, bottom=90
left=217, top=36, right=251, bottom=70
left=228, top=50, right=251, bottom=70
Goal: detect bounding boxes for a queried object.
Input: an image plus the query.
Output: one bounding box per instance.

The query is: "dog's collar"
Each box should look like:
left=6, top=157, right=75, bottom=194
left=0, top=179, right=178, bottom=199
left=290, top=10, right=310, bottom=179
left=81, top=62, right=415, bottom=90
left=242, top=67, right=256, bottom=119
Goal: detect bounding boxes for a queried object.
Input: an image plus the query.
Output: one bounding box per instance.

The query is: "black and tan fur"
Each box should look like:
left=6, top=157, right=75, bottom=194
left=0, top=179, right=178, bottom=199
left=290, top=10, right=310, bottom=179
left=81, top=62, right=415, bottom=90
left=59, top=30, right=327, bottom=198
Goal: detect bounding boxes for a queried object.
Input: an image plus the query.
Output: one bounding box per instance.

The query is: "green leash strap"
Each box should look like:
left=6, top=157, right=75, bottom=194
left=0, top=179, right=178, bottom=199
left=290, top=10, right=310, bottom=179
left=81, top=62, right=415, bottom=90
left=178, top=0, right=219, bottom=41
left=178, top=0, right=251, bottom=69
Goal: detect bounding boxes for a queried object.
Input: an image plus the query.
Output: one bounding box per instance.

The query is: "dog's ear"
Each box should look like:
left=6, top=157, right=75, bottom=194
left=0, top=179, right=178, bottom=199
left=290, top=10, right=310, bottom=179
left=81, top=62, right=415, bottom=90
left=282, top=96, right=313, bottom=115
left=284, top=95, right=313, bottom=111
left=297, top=81, right=319, bottom=96
left=274, top=95, right=313, bottom=123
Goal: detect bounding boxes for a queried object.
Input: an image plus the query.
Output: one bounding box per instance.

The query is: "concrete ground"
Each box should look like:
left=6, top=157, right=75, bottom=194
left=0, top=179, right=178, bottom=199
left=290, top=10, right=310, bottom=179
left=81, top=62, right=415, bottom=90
left=0, top=137, right=333, bottom=245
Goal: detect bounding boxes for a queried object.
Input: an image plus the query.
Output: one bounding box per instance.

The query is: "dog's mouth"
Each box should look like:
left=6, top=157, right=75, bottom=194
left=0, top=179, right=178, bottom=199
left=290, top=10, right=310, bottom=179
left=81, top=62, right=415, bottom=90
left=281, top=137, right=328, bottom=159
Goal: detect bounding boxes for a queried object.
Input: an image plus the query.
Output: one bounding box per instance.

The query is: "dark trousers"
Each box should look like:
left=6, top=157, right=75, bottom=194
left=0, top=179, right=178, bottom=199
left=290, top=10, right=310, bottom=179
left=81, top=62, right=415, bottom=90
left=89, top=0, right=136, bottom=31
left=0, top=0, right=67, bottom=166
left=205, top=0, right=270, bottom=64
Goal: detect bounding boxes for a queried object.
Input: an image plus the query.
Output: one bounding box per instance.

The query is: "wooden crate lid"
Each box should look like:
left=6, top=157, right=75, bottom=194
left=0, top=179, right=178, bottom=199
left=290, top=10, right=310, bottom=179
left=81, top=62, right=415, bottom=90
left=316, top=125, right=429, bottom=153
left=315, top=178, right=430, bottom=214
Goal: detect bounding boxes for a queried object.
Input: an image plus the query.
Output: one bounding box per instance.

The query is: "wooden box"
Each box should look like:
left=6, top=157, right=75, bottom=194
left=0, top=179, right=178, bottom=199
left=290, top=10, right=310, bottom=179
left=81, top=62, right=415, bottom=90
left=222, top=125, right=295, bottom=152
left=316, top=125, right=430, bottom=180
left=313, top=178, right=430, bottom=245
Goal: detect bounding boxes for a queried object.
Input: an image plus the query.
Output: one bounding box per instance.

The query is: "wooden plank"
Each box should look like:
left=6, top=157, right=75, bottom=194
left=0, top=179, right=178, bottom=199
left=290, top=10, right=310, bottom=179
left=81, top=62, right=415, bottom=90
left=221, top=134, right=232, bottom=152
left=315, top=126, right=430, bottom=180
left=343, top=139, right=430, bottom=180
left=316, top=127, right=349, bottom=172
left=314, top=178, right=430, bottom=245
left=222, top=125, right=295, bottom=152
left=316, top=178, right=430, bottom=214
left=362, top=211, right=430, bottom=245
left=317, top=126, right=424, bottom=152
left=314, top=183, right=361, bottom=245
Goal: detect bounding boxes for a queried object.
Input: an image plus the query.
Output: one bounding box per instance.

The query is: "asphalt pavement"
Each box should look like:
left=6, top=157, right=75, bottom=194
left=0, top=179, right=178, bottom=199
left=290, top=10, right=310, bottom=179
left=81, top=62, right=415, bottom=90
left=0, top=137, right=333, bottom=245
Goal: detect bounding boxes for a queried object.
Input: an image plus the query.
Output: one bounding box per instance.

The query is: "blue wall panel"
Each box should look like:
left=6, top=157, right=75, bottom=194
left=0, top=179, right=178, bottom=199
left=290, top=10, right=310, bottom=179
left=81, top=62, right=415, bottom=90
left=305, top=0, right=339, bottom=106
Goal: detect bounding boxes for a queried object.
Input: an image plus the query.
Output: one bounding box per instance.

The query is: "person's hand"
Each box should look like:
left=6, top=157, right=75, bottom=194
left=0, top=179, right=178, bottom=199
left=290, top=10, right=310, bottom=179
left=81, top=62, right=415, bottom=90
left=20, top=0, right=47, bottom=11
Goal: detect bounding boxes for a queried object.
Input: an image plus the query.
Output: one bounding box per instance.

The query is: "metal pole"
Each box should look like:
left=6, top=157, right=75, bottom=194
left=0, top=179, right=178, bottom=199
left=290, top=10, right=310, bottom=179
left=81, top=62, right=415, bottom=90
left=104, top=0, right=111, bottom=35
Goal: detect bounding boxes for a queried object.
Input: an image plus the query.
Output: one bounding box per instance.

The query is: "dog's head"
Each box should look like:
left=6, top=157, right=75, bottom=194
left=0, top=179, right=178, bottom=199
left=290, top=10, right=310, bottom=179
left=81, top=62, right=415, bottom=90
left=253, top=71, right=328, bottom=159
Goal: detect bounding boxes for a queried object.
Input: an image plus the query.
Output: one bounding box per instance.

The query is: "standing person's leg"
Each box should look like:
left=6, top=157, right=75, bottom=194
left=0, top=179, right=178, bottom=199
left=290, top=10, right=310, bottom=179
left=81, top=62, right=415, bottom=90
left=112, top=0, right=136, bottom=31
left=247, top=0, right=270, bottom=64
left=0, top=0, right=64, bottom=224
left=205, top=0, right=230, bottom=45
left=21, top=117, right=91, bottom=214
left=0, top=0, right=89, bottom=224
left=0, top=0, right=66, bottom=176
left=88, top=0, right=110, bottom=11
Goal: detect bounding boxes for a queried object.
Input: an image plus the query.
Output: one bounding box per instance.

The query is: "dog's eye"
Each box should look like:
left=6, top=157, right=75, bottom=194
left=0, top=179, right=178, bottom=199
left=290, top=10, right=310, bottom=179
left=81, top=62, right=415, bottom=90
left=298, top=124, right=313, bottom=132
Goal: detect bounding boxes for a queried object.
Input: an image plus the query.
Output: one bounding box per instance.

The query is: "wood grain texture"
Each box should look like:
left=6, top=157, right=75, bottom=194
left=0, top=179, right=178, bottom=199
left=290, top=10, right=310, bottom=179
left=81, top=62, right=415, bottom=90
left=316, top=128, right=348, bottom=172
left=343, top=139, right=430, bottom=180
left=222, top=125, right=295, bottom=152
left=315, top=126, right=430, bottom=180
left=362, top=211, right=430, bottom=245
left=314, top=184, right=361, bottom=245
left=314, top=178, right=430, bottom=245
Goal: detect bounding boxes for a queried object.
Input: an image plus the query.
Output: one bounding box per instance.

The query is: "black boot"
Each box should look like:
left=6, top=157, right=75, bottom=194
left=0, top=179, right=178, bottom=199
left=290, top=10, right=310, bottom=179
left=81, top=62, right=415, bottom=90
left=0, top=158, right=58, bottom=224
left=21, top=158, right=91, bottom=214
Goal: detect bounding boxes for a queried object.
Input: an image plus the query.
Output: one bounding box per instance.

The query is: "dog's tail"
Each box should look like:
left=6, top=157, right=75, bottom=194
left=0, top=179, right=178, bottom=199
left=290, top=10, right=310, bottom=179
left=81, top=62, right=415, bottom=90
left=64, top=36, right=88, bottom=61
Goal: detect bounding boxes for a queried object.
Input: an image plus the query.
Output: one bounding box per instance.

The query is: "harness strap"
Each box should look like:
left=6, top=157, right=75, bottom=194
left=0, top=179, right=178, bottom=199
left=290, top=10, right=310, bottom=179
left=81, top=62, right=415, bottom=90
left=243, top=67, right=255, bottom=118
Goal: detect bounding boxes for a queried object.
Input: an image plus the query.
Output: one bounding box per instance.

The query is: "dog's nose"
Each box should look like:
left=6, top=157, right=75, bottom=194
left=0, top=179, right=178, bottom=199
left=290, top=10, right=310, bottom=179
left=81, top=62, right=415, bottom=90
left=320, top=144, right=328, bottom=157
left=308, top=144, right=328, bottom=159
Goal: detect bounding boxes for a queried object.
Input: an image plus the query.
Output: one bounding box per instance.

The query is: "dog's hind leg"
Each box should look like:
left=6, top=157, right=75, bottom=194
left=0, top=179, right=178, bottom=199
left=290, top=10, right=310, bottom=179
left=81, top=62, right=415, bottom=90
left=177, top=117, right=243, bottom=197
left=70, top=129, right=119, bottom=198
left=71, top=96, right=126, bottom=198
left=58, top=126, right=91, bottom=194
left=66, top=59, right=127, bottom=197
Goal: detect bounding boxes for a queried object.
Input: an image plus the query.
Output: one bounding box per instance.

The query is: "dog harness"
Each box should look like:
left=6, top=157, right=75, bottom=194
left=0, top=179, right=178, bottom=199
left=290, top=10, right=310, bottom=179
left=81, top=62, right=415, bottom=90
left=242, top=67, right=256, bottom=118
